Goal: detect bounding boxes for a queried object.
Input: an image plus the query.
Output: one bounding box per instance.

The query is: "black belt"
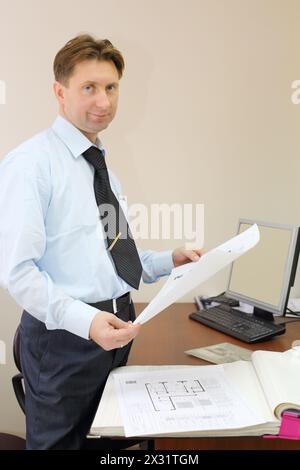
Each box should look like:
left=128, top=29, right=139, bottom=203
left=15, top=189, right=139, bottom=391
left=88, top=292, right=131, bottom=314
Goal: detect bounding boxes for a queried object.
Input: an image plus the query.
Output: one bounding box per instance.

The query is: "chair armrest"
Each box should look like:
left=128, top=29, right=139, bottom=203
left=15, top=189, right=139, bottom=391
left=12, top=373, right=25, bottom=414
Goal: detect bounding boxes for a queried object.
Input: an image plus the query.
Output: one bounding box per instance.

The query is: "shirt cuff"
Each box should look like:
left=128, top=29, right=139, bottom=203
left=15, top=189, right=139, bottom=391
left=63, top=299, right=100, bottom=339
left=152, top=250, right=174, bottom=278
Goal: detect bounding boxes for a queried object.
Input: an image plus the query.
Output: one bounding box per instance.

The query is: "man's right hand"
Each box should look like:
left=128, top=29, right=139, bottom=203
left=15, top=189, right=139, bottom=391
left=89, top=311, right=141, bottom=351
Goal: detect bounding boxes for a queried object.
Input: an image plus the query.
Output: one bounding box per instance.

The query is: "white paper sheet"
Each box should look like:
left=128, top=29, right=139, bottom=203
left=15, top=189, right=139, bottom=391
left=135, top=224, right=259, bottom=325
left=113, top=365, right=264, bottom=437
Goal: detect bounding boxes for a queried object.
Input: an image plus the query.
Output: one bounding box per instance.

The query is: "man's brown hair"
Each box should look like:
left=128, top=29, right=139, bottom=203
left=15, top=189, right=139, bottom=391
left=53, top=34, right=125, bottom=85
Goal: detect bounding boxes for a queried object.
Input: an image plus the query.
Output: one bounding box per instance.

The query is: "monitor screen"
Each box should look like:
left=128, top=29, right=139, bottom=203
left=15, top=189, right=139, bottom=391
left=226, top=219, right=300, bottom=316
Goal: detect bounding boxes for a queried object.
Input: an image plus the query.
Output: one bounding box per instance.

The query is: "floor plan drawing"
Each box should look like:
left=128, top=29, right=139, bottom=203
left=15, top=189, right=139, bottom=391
left=113, top=365, right=264, bottom=436
left=145, top=379, right=206, bottom=411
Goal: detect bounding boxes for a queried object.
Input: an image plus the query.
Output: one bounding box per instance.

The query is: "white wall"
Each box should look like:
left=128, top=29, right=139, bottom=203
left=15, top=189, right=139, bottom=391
left=1, top=0, right=300, bottom=436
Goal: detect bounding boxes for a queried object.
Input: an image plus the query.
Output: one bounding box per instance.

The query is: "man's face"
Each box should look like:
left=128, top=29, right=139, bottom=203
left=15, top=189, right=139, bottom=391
left=54, top=59, right=120, bottom=143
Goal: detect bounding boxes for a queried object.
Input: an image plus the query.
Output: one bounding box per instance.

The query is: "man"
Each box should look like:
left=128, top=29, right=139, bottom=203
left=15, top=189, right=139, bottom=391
left=0, top=34, right=202, bottom=449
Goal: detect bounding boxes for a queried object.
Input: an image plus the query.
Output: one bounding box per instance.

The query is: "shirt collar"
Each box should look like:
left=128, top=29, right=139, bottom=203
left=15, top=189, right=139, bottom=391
left=51, top=115, right=106, bottom=158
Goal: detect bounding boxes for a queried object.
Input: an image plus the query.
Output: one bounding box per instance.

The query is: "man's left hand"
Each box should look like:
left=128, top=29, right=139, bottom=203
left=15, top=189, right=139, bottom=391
left=172, top=247, right=204, bottom=268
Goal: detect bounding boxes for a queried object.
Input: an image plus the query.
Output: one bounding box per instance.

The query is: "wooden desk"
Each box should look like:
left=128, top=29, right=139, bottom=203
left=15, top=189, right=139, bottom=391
left=128, top=303, right=300, bottom=450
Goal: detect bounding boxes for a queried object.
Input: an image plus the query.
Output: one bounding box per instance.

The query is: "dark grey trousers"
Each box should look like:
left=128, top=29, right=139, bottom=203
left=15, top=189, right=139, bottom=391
left=19, top=302, right=135, bottom=450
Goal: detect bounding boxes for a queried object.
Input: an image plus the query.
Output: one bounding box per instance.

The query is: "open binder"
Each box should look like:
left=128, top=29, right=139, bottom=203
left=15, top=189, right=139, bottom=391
left=91, top=348, right=300, bottom=439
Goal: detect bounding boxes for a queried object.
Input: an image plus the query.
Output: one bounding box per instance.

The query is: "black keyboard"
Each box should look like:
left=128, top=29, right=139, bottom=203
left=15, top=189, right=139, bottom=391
left=189, top=306, right=286, bottom=343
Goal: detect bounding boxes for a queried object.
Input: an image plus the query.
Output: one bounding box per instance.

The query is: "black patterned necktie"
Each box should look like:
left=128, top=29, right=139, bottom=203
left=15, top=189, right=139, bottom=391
left=83, top=146, right=142, bottom=289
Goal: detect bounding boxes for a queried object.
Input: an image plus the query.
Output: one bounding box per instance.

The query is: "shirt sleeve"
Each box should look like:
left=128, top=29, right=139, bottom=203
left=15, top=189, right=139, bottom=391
left=0, top=153, right=99, bottom=340
left=139, top=249, right=174, bottom=283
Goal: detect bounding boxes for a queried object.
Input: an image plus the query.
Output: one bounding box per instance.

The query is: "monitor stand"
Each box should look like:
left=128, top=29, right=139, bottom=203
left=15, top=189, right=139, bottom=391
left=253, top=307, right=274, bottom=322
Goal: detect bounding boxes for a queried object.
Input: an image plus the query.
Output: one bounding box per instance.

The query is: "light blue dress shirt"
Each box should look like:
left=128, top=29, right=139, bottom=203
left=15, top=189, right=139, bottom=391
left=0, top=116, right=174, bottom=339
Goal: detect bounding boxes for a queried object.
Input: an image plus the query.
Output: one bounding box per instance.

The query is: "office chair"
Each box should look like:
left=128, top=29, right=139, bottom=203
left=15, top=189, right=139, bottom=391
left=0, top=433, right=25, bottom=450
left=12, top=326, right=25, bottom=414
left=12, top=325, right=153, bottom=450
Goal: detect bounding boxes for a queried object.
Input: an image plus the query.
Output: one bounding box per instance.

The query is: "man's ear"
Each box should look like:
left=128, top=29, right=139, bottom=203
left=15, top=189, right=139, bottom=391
left=53, top=81, right=65, bottom=105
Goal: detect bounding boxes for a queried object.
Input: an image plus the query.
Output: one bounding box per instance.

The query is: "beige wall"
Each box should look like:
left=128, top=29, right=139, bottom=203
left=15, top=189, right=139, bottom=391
left=1, top=0, right=300, bottom=436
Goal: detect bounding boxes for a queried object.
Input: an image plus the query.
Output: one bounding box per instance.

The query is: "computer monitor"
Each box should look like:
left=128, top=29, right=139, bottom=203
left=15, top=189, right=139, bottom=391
left=226, top=219, right=300, bottom=316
